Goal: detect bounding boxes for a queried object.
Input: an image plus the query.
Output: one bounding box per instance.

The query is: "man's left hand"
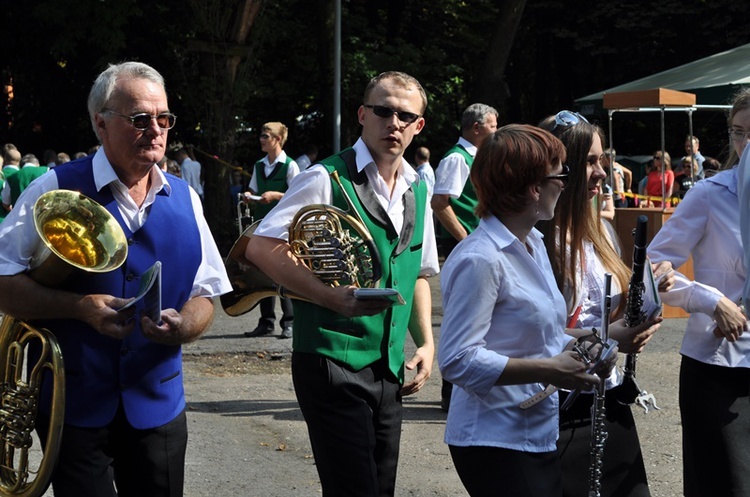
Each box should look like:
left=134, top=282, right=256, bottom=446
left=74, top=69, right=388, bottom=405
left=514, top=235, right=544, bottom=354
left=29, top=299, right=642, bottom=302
left=141, top=309, right=185, bottom=345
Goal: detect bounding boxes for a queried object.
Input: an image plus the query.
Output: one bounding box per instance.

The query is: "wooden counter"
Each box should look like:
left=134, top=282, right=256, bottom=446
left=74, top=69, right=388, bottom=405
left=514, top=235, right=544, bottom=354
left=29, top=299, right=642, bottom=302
left=613, top=207, right=691, bottom=318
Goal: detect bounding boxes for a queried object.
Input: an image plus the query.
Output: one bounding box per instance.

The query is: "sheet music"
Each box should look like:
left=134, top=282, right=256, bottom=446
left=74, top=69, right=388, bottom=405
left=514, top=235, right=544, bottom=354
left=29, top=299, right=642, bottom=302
left=643, top=258, right=663, bottom=319
left=118, top=261, right=162, bottom=323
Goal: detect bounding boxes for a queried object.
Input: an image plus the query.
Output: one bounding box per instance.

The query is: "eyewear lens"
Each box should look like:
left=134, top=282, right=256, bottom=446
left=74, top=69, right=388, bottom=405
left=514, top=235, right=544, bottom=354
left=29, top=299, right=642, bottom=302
left=364, top=104, right=420, bottom=124
left=729, top=129, right=750, bottom=142
left=108, top=110, right=176, bottom=130
left=259, top=133, right=271, bottom=140
left=543, top=164, right=570, bottom=188
left=554, top=110, right=589, bottom=129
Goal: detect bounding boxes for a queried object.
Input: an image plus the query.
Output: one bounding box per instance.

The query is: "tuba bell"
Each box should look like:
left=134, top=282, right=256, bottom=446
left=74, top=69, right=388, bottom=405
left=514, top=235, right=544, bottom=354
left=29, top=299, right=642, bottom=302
left=0, top=189, right=128, bottom=497
left=221, top=171, right=381, bottom=317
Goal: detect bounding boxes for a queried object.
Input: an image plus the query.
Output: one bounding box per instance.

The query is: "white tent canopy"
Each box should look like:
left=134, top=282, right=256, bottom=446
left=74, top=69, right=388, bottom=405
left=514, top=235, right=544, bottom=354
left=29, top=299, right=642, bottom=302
left=576, top=42, right=750, bottom=107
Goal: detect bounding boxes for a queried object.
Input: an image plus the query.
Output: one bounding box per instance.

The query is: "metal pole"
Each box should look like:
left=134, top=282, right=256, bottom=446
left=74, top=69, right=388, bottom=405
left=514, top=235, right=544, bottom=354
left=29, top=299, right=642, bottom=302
left=660, top=106, right=666, bottom=210
left=608, top=110, right=615, bottom=205
left=687, top=109, right=695, bottom=184
left=333, top=0, right=341, bottom=153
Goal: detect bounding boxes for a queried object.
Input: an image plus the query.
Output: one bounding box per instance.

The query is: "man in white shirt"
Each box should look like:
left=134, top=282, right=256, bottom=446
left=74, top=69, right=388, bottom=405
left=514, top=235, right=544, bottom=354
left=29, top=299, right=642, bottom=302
left=294, top=144, right=318, bottom=171
left=414, top=146, right=434, bottom=199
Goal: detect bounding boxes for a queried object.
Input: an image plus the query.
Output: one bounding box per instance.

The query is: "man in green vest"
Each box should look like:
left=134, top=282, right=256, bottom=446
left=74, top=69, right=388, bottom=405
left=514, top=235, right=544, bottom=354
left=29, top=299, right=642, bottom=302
left=246, top=71, right=439, bottom=497
left=431, top=102, right=498, bottom=411
left=0, top=145, right=22, bottom=222
left=243, top=121, right=299, bottom=339
left=2, top=154, right=49, bottom=214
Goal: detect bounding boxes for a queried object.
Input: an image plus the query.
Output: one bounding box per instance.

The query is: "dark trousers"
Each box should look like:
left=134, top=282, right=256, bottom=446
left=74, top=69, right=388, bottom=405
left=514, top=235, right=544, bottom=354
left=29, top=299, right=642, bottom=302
left=557, top=388, right=650, bottom=497
left=259, top=295, right=294, bottom=329
left=680, top=355, right=750, bottom=497
left=37, top=405, right=187, bottom=497
left=449, top=444, right=562, bottom=497
left=291, top=352, right=402, bottom=497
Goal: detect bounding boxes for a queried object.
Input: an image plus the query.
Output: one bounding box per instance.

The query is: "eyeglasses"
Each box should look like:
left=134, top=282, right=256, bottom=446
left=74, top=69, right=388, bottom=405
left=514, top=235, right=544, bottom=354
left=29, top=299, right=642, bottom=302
left=653, top=156, right=663, bottom=160
left=553, top=110, right=589, bottom=129
left=542, top=164, right=570, bottom=188
left=728, top=129, right=750, bottom=143
left=259, top=133, right=272, bottom=140
left=105, top=110, right=176, bottom=130
left=363, top=104, right=420, bottom=124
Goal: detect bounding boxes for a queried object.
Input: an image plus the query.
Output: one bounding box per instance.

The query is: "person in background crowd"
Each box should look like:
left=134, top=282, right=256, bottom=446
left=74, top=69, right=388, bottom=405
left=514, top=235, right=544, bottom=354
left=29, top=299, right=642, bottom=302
left=674, top=157, right=700, bottom=198
left=175, top=146, right=203, bottom=200
left=432, top=102, right=498, bottom=411
left=243, top=121, right=299, bottom=339
left=439, top=123, right=617, bottom=497
left=246, top=71, right=437, bottom=497
left=0, top=61, right=231, bottom=497
left=601, top=148, right=632, bottom=207
left=1, top=154, right=48, bottom=212
left=677, top=135, right=706, bottom=180
left=414, top=146, right=435, bottom=199
left=295, top=144, right=319, bottom=171
left=646, top=151, right=674, bottom=207
left=56, top=152, right=71, bottom=166
left=655, top=86, right=750, bottom=497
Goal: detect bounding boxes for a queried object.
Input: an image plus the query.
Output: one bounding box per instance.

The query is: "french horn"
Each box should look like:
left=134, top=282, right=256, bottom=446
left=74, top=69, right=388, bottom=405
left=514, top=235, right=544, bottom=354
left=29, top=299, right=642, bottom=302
left=0, top=189, right=128, bottom=497
left=221, top=171, right=381, bottom=317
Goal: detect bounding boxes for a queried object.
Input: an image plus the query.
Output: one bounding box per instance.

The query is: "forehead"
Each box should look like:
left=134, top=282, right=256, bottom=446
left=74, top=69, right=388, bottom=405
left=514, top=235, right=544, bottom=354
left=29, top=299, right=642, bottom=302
left=109, top=77, right=167, bottom=110
left=368, top=81, right=423, bottom=112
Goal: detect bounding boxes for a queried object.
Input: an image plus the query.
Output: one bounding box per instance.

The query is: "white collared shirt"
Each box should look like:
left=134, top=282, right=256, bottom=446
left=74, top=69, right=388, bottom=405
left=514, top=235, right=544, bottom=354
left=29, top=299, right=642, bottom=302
left=649, top=166, right=749, bottom=367
left=254, top=138, right=439, bottom=277
left=438, top=216, right=568, bottom=452
left=248, top=151, right=299, bottom=193
left=0, top=148, right=231, bottom=298
left=433, top=136, right=476, bottom=198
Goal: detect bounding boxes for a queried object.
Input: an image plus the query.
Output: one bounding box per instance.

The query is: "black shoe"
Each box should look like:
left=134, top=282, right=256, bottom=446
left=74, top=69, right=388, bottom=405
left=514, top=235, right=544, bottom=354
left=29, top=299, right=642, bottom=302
left=280, top=326, right=293, bottom=339
left=244, top=324, right=273, bottom=337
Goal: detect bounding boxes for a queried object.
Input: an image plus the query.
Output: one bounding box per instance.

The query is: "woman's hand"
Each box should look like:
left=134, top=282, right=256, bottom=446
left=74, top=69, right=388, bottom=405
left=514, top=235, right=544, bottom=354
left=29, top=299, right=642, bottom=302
left=608, top=317, right=662, bottom=354
left=652, top=261, right=674, bottom=292
left=712, top=296, right=747, bottom=342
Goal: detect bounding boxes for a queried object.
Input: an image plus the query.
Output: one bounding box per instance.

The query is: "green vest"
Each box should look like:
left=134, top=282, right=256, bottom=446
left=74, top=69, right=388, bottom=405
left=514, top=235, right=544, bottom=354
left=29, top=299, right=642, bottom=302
left=253, top=155, right=293, bottom=219
left=439, top=144, right=479, bottom=240
left=292, top=148, right=426, bottom=382
left=7, top=166, right=49, bottom=205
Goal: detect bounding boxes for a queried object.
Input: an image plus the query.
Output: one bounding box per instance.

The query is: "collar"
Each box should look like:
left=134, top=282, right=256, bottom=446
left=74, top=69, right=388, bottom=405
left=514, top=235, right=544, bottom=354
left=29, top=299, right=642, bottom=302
left=352, top=137, right=418, bottom=184
left=93, top=147, right=171, bottom=196
left=481, top=215, right=543, bottom=251
left=262, top=150, right=288, bottom=166
left=457, top=136, right=478, bottom=157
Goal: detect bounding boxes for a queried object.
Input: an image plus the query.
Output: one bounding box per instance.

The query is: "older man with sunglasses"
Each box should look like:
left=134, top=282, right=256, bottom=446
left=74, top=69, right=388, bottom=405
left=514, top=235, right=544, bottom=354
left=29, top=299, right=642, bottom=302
left=246, top=71, right=439, bottom=497
left=0, top=61, right=231, bottom=497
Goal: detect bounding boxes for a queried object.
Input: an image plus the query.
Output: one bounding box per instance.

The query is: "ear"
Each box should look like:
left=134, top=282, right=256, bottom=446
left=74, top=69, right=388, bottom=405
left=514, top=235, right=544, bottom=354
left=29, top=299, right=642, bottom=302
left=357, top=105, right=366, bottom=126
left=529, top=183, right=542, bottom=203
left=413, top=116, right=426, bottom=135
left=94, top=112, right=108, bottom=139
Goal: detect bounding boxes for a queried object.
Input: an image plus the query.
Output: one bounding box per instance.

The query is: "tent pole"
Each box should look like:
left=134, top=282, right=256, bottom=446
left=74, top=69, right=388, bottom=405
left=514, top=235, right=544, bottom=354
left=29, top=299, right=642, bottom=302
left=688, top=109, right=695, bottom=184
left=661, top=106, right=667, bottom=210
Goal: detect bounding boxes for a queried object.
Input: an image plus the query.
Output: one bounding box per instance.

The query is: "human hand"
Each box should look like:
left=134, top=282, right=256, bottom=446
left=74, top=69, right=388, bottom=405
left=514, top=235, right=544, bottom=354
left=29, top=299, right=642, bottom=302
left=652, top=261, right=675, bottom=292
left=608, top=317, right=661, bottom=354
left=325, top=285, right=393, bottom=318
left=259, top=191, right=280, bottom=204
left=400, top=343, right=434, bottom=396
left=547, top=350, right=600, bottom=391
left=77, top=294, right=136, bottom=340
left=712, top=296, right=747, bottom=342
left=141, top=308, right=186, bottom=345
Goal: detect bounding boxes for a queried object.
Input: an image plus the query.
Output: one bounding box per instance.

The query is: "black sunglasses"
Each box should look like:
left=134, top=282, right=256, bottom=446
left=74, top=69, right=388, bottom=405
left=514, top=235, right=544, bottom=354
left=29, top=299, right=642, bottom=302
left=106, top=110, right=176, bottom=130
left=543, top=164, right=570, bottom=188
left=363, top=104, right=420, bottom=124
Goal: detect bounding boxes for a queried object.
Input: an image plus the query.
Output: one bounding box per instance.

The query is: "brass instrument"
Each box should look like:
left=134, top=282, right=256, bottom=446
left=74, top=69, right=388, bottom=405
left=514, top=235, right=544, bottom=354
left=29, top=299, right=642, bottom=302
left=0, top=190, right=128, bottom=497
left=221, top=171, right=381, bottom=317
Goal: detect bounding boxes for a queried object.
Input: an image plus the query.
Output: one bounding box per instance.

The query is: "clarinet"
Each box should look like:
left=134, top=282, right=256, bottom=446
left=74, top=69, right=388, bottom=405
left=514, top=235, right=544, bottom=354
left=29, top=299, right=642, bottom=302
left=614, top=215, right=650, bottom=406
left=588, top=273, right=613, bottom=497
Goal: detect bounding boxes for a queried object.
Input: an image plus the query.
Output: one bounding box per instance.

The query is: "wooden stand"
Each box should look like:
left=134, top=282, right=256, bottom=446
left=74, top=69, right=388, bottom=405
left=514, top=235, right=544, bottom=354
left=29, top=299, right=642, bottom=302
left=613, top=207, right=691, bottom=318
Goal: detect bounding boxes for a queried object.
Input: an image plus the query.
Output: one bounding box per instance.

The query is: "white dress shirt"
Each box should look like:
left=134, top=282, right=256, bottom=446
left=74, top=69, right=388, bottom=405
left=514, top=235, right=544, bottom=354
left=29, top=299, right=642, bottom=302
left=433, top=137, right=476, bottom=198
left=649, top=166, right=749, bottom=367
left=254, top=138, right=439, bottom=277
left=414, top=162, right=435, bottom=200
left=0, top=148, right=231, bottom=299
left=438, top=216, right=569, bottom=452
left=248, top=151, right=299, bottom=193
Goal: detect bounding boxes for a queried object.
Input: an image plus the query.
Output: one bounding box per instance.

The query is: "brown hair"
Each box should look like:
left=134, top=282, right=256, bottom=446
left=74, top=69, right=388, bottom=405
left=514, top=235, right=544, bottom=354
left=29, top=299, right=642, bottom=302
left=726, top=87, right=750, bottom=168
left=537, top=116, right=629, bottom=315
left=471, top=124, right=566, bottom=219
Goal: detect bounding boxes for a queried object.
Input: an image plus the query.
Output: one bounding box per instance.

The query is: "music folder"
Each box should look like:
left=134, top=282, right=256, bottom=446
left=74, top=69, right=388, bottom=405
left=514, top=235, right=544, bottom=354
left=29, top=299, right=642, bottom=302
left=118, top=261, right=162, bottom=323
left=353, top=288, right=405, bottom=306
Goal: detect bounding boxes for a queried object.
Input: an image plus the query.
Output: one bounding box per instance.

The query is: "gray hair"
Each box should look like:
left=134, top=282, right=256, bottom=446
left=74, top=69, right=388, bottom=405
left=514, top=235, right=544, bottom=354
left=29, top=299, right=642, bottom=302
left=87, top=62, right=166, bottom=141
left=461, top=103, right=498, bottom=131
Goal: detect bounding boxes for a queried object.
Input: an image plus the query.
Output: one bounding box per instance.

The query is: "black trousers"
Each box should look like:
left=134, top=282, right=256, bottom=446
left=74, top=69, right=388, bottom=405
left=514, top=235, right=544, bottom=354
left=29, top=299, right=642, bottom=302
left=259, top=296, right=294, bottom=328
left=680, top=355, right=750, bottom=497
left=557, top=388, right=650, bottom=497
left=37, top=404, right=187, bottom=497
left=292, top=352, right=402, bottom=497
left=449, top=444, right=562, bottom=497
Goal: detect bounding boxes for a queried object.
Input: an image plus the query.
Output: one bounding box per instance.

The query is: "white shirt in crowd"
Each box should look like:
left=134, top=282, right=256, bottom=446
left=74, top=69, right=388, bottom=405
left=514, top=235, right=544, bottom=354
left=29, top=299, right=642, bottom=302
left=248, top=151, right=299, bottom=193
left=433, top=136, right=476, bottom=198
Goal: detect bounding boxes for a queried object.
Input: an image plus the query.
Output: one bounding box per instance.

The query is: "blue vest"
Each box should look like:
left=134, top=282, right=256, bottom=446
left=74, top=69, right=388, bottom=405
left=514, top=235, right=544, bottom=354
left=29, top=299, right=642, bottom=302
left=36, top=156, right=202, bottom=429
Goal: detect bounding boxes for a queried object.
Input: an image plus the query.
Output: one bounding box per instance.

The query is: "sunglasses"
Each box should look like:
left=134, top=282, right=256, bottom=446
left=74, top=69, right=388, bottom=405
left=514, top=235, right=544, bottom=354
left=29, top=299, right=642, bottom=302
left=259, top=133, right=273, bottom=140
left=363, top=104, right=420, bottom=124
left=554, top=110, right=589, bottom=129
left=106, top=110, right=176, bottom=130
left=543, top=164, right=570, bottom=188
left=653, top=156, right=663, bottom=160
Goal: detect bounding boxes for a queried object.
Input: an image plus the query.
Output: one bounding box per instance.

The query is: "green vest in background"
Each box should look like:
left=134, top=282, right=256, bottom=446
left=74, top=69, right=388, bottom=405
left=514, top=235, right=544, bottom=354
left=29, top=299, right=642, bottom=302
left=439, top=144, right=479, bottom=240
left=253, top=156, right=293, bottom=219
left=292, top=148, right=426, bottom=383
left=7, top=166, right=49, bottom=205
